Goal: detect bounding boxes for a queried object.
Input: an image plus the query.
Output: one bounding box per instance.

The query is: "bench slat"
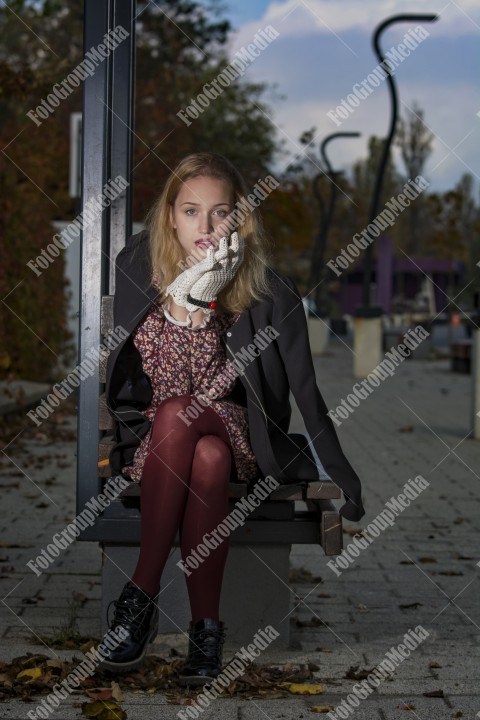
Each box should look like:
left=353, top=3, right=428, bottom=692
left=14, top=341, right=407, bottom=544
left=114, top=478, right=340, bottom=500
left=98, top=436, right=115, bottom=478
left=101, top=295, right=114, bottom=336
left=99, top=353, right=108, bottom=384
left=270, top=481, right=341, bottom=500
left=99, top=393, right=115, bottom=431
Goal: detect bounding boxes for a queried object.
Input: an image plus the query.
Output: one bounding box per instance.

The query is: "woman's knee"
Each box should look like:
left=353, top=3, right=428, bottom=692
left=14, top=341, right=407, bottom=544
left=191, top=435, right=232, bottom=485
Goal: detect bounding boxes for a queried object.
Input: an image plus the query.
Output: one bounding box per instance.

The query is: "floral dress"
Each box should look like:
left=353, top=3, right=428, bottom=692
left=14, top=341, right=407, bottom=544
left=120, top=301, right=260, bottom=484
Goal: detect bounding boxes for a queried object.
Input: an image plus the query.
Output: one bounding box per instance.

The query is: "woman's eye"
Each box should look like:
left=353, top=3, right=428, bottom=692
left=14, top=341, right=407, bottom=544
left=214, top=210, right=228, bottom=217
left=185, top=208, right=196, bottom=215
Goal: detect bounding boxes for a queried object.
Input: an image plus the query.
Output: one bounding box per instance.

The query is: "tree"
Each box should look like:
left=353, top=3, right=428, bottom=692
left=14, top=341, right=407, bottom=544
left=395, top=101, right=433, bottom=253
left=0, top=0, right=281, bottom=380
left=130, top=0, right=280, bottom=215
left=0, top=1, right=79, bottom=381
left=426, top=174, right=480, bottom=310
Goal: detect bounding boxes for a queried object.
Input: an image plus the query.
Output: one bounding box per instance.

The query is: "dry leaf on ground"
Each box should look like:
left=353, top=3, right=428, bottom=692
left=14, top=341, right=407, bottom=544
left=278, top=682, right=324, bottom=695
left=81, top=699, right=127, bottom=719
left=310, top=705, right=335, bottom=713
left=423, top=689, right=444, bottom=698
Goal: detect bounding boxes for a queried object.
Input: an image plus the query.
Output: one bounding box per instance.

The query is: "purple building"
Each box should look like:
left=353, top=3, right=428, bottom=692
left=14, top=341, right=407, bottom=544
left=335, top=235, right=465, bottom=315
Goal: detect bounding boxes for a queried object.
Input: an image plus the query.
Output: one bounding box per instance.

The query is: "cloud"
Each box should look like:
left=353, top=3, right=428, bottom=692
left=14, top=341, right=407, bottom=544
left=225, top=0, right=480, bottom=191
left=229, top=0, right=480, bottom=50
left=266, top=82, right=480, bottom=191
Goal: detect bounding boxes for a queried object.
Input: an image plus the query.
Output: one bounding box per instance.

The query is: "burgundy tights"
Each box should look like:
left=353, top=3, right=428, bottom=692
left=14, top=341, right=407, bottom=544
left=128, top=394, right=234, bottom=623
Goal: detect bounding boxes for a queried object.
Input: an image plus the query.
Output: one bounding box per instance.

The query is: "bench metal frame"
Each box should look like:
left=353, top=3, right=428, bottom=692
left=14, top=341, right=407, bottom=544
left=76, top=0, right=136, bottom=538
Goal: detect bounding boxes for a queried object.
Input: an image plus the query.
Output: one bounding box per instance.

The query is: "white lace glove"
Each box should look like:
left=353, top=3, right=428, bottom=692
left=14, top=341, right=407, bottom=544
left=165, top=245, right=218, bottom=308
left=185, top=232, right=244, bottom=313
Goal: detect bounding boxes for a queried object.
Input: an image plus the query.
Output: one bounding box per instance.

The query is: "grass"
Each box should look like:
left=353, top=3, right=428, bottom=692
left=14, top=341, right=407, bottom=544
left=34, top=592, right=99, bottom=649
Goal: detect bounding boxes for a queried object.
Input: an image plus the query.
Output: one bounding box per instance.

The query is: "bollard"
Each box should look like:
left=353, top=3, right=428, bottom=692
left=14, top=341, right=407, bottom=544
left=308, top=316, right=331, bottom=355
left=353, top=315, right=383, bottom=378
left=472, top=328, right=480, bottom=439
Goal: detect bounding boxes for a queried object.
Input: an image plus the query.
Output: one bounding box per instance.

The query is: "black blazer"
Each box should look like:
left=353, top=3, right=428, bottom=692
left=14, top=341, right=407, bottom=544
left=105, top=230, right=366, bottom=521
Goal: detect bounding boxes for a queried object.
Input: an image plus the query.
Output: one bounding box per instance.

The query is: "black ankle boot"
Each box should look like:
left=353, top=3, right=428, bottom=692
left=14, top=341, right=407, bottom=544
left=98, top=582, right=159, bottom=672
left=179, top=618, right=227, bottom=687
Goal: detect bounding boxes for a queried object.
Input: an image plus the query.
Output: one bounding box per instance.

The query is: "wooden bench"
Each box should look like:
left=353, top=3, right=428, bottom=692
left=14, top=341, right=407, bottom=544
left=97, top=295, right=343, bottom=648
left=450, top=340, right=472, bottom=373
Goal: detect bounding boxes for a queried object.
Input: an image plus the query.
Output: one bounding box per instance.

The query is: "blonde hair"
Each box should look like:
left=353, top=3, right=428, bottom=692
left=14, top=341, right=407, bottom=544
left=144, top=152, right=275, bottom=313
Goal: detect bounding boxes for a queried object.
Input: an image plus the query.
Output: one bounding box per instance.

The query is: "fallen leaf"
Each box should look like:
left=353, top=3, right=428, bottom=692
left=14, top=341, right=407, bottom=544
left=289, top=567, right=323, bottom=583
left=418, top=557, right=437, bottom=563
left=399, top=602, right=422, bottom=609
left=295, top=617, right=329, bottom=628
left=399, top=425, right=414, bottom=432
left=111, top=681, right=124, bottom=702
left=16, top=668, right=42, bottom=682
left=0, top=673, right=12, bottom=688
left=84, top=688, right=116, bottom=702
left=423, top=689, right=444, bottom=698
left=345, top=665, right=373, bottom=680
left=429, top=661, right=442, bottom=669
left=310, top=705, right=335, bottom=713
left=451, top=711, right=463, bottom=717
left=279, top=682, right=324, bottom=695
left=398, top=703, right=416, bottom=710
left=81, top=700, right=127, bottom=719
left=80, top=640, right=97, bottom=654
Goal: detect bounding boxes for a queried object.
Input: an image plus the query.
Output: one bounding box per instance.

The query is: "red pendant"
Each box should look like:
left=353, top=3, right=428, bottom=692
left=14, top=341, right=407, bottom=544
left=209, top=301, right=216, bottom=310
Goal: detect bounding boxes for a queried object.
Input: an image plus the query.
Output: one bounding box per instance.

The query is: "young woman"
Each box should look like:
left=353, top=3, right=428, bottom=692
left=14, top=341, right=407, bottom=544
left=100, top=152, right=365, bottom=686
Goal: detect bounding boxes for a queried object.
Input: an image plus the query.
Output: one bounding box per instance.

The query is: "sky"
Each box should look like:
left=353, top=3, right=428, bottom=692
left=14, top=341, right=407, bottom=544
left=215, top=0, right=480, bottom=194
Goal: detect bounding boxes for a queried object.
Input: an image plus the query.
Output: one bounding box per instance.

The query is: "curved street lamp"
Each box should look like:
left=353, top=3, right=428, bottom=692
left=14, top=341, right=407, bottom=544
left=360, top=13, right=438, bottom=312
left=309, top=132, right=361, bottom=317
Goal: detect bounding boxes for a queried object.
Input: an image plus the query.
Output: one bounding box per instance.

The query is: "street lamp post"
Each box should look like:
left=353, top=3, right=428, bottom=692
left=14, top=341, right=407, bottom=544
left=353, top=13, right=438, bottom=378
left=309, top=132, right=361, bottom=318
left=360, top=13, right=439, bottom=314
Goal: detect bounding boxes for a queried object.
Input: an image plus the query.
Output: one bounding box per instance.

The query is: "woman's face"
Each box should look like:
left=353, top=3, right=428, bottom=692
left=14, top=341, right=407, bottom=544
left=169, top=175, right=234, bottom=261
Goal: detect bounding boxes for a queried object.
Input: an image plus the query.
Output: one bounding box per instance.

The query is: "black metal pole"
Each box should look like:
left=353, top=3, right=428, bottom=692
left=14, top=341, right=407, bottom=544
left=307, top=172, right=326, bottom=289
left=360, top=13, right=438, bottom=313
left=77, top=0, right=136, bottom=538
left=309, top=132, right=360, bottom=317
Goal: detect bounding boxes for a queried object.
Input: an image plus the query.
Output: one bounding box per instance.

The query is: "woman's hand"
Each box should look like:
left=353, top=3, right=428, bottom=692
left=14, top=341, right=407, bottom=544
left=185, top=232, right=244, bottom=312
left=166, top=245, right=219, bottom=308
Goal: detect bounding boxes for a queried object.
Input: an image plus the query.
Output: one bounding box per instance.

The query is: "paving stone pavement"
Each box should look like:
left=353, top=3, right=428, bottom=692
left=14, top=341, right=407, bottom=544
left=0, top=335, right=479, bottom=719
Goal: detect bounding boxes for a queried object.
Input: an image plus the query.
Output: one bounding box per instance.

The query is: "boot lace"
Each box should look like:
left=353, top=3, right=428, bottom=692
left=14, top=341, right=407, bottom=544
left=188, top=626, right=226, bottom=662
left=107, top=595, right=155, bottom=642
